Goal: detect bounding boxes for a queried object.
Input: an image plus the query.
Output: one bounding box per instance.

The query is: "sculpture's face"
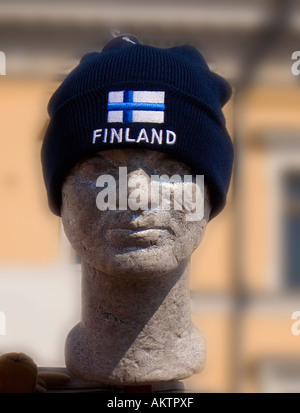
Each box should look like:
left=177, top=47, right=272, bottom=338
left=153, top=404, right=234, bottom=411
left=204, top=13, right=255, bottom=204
left=61, top=149, right=211, bottom=279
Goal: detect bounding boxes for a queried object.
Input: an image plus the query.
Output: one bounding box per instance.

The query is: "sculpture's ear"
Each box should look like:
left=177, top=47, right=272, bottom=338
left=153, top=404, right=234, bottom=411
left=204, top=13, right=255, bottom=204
left=204, top=184, right=213, bottom=222
left=190, top=184, right=212, bottom=251
left=0, top=352, right=37, bottom=393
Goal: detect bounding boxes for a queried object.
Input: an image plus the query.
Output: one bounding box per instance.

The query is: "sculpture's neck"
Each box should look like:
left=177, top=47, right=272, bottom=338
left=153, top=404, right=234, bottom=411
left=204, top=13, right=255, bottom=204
left=80, top=260, right=192, bottom=335
left=65, top=259, right=206, bottom=384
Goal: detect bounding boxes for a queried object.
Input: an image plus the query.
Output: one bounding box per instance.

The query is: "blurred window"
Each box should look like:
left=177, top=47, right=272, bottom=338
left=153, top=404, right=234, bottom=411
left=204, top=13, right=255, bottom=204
left=260, top=359, right=300, bottom=393
left=283, top=172, right=300, bottom=288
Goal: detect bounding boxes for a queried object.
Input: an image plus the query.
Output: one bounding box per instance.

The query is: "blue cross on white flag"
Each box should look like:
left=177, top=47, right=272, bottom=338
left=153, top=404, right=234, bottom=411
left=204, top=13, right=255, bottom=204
left=107, top=90, right=165, bottom=123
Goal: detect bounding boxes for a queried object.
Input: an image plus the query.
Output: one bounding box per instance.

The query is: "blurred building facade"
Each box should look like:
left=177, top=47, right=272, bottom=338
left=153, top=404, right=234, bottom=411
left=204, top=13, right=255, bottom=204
left=1, top=0, right=300, bottom=393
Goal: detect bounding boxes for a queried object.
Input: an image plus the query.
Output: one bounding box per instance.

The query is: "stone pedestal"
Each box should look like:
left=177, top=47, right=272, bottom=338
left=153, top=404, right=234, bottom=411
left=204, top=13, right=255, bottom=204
left=65, top=262, right=206, bottom=385
left=38, top=367, right=187, bottom=393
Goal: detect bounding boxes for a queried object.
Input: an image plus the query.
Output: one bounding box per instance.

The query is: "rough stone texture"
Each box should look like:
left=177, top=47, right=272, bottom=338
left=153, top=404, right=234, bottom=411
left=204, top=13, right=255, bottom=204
left=37, top=367, right=186, bottom=393
left=61, top=149, right=211, bottom=385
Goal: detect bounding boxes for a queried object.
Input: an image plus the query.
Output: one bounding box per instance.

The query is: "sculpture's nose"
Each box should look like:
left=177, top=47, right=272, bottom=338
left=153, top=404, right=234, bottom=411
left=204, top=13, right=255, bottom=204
left=126, top=168, right=152, bottom=211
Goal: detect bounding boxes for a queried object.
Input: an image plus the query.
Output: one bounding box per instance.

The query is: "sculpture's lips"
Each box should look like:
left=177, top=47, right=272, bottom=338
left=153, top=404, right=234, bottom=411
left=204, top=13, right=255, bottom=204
left=106, top=227, right=174, bottom=249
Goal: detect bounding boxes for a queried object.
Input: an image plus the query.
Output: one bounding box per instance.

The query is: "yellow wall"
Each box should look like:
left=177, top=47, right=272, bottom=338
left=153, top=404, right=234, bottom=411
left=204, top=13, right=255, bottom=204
left=0, top=79, right=60, bottom=263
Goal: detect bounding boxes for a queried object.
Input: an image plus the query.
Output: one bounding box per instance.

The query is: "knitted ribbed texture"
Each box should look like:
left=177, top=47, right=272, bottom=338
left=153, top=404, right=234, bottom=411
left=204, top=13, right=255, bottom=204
left=41, top=36, right=234, bottom=219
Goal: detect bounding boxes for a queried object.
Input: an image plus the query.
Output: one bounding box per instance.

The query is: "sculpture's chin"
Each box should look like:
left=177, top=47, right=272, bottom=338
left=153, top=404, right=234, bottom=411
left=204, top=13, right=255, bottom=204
left=82, top=244, right=183, bottom=279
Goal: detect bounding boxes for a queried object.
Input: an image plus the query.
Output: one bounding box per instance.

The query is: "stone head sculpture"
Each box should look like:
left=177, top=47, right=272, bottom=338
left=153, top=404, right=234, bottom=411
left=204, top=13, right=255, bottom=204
left=41, top=35, right=234, bottom=385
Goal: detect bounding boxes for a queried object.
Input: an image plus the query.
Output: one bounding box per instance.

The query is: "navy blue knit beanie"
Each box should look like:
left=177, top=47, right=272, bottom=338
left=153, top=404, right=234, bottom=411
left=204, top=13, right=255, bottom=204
left=41, top=35, right=234, bottom=219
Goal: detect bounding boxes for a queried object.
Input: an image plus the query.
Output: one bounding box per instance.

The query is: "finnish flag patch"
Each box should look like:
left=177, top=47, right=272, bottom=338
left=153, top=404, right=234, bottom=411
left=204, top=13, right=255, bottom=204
left=107, top=91, right=165, bottom=123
